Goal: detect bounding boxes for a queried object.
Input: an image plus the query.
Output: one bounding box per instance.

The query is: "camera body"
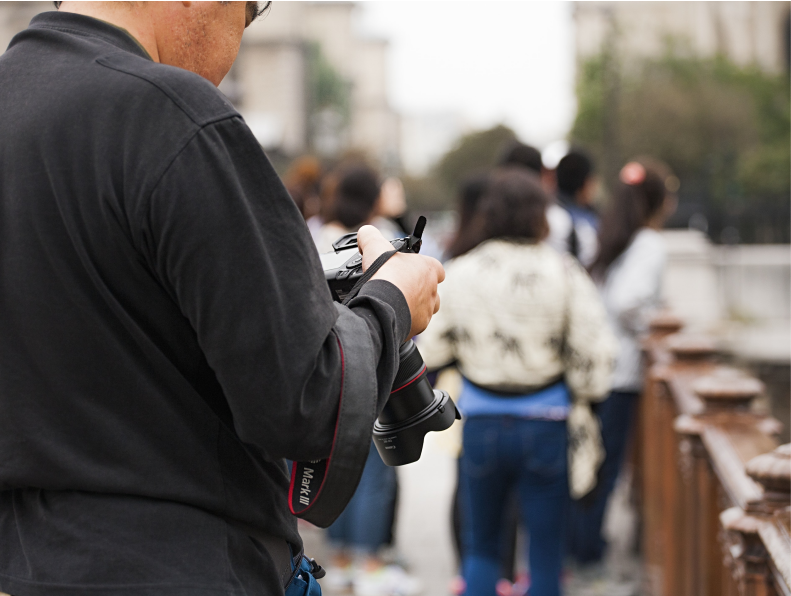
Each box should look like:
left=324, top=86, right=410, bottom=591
left=319, top=230, right=421, bottom=302
left=319, top=219, right=459, bottom=466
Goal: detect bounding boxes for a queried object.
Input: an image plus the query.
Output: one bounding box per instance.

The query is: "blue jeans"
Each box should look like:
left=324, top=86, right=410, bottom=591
left=566, top=391, right=638, bottom=563
left=460, top=417, right=568, bottom=596
left=327, top=443, right=397, bottom=553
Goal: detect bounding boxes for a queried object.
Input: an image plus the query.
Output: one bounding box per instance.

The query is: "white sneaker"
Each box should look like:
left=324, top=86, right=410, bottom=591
left=322, top=564, right=355, bottom=593
left=353, top=564, right=422, bottom=596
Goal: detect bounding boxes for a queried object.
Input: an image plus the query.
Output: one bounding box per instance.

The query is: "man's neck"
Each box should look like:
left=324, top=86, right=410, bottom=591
left=58, top=2, right=160, bottom=62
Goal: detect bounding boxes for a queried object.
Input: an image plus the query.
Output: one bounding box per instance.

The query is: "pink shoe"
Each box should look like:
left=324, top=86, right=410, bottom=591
left=448, top=576, right=466, bottom=595
left=512, top=573, right=530, bottom=596
left=495, top=579, right=513, bottom=596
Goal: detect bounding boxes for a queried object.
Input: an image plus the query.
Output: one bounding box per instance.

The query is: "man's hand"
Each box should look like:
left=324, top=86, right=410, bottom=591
left=357, top=225, right=444, bottom=339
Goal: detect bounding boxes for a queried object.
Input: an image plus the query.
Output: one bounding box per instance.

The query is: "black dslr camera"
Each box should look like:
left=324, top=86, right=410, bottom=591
left=319, top=217, right=460, bottom=466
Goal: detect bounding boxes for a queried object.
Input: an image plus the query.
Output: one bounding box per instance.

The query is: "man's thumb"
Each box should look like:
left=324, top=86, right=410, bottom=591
left=357, top=225, right=393, bottom=269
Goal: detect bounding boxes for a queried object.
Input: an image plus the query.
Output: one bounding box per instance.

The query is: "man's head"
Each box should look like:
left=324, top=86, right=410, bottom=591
left=57, top=2, right=269, bottom=85
left=556, top=149, right=596, bottom=205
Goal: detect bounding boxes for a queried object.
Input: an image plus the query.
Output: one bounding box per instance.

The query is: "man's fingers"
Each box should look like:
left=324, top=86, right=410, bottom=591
left=356, top=225, right=393, bottom=271
left=431, top=257, right=446, bottom=283
left=357, top=226, right=445, bottom=337
left=355, top=225, right=381, bottom=253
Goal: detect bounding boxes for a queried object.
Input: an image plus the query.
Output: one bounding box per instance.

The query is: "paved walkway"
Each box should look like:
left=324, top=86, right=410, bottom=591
left=301, top=427, right=644, bottom=596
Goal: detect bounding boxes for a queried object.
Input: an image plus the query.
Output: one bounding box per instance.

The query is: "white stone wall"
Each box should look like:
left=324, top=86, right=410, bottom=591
left=714, top=244, right=791, bottom=322
left=660, top=230, right=790, bottom=363
left=0, top=2, right=52, bottom=53
left=661, top=230, right=724, bottom=327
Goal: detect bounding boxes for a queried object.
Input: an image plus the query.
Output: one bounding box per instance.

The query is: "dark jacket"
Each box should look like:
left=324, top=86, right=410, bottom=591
left=0, top=11, right=409, bottom=595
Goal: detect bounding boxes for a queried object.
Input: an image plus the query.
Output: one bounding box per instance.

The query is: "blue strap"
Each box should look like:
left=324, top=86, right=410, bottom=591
left=285, top=557, right=322, bottom=596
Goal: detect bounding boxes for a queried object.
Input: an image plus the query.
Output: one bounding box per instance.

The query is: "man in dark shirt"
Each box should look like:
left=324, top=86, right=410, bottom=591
left=0, top=2, right=443, bottom=595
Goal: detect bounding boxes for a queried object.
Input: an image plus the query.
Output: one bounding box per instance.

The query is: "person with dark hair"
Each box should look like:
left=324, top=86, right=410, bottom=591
left=420, top=168, right=616, bottom=596
left=547, top=150, right=599, bottom=267
left=445, top=172, right=490, bottom=260
left=567, top=160, right=677, bottom=570
left=0, top=3, right=446, bottom=595
left=284, top=155, right=323, bottom=221
left=442, top=172, right=489, bottom=593
left=498, top=141, right=543, bottom=175
left=314, top=164, right=382, bottom=253
left=314, top=165, right=421, bottom=596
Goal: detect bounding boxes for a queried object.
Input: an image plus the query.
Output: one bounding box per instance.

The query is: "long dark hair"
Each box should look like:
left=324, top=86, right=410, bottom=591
left=481, top=167, right=549, bottom=241
left=468, top=167, right=549, bottom=249
left=588, top=161, right=668, bottom=281
left=446, top=172, right=490, bottom=259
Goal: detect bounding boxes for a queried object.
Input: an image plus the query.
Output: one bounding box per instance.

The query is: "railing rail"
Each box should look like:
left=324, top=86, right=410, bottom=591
left=638, top=312, right=790, bottom=596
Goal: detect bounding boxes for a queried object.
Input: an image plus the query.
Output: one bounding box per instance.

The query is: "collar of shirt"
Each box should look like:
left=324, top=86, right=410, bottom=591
left=557, top=191, right=598, bottom=226
left=28, top=11, right=151, bottom=61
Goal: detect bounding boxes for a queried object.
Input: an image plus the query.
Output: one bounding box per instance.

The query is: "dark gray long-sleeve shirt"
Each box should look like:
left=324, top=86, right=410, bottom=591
left=0, top=11, right=409, bottom=595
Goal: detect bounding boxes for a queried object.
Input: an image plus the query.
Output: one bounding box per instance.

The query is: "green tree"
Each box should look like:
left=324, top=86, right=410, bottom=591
left=434, top=125, right=516, bottom=190
left=572, top=48, right=790, bottom=243
left=304, top=42, right=351, bottom=155
left=402, top=125, right=517, bottom=212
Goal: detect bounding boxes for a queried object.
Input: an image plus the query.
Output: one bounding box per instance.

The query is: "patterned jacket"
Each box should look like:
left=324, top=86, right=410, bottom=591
left=419, top=239, right=617, bottom=497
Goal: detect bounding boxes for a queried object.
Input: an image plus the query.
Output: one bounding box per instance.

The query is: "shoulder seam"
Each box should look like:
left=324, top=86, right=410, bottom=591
left=130, top=115, right=240, bottom=281
left=144, top=116, right=240, bottom=212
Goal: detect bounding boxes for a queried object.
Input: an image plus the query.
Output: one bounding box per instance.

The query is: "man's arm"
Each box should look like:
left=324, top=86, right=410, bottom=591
left=137, top=117, right=409, bottom=462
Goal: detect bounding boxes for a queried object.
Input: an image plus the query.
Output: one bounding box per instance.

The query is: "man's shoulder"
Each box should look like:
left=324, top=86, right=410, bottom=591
left=96, top=51, right=238, bottom=128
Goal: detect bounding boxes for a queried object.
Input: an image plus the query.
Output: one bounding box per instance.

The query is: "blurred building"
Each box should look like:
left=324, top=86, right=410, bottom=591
left=575, top=2, right=791, bottom=74
left=399, top=111, right=468, bottom=177
left=0, top=2, right=51, bottom=53
left=0, top=2, right=400, bottom=168
left=230, top=2, right=400, bottom=168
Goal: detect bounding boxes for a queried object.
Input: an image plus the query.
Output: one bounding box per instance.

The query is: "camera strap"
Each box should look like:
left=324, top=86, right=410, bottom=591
left=341, top=249, right=398, bottom=306
left=289, top=248, right=399, bottom=528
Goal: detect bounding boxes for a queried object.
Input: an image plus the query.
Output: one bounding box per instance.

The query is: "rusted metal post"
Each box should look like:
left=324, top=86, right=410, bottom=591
left=746, top=445, right=791, bottom=595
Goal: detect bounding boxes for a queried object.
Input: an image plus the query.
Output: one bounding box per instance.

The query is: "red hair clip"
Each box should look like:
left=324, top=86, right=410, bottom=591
left=620, top=162, right=646, bottom=185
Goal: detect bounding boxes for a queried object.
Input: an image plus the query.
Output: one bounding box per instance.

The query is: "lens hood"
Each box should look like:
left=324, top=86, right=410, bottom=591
left=373, top=388, right=459, bottom=466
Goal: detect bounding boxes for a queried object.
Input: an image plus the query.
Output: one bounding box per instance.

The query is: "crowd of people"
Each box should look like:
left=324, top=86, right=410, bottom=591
left=284, top=143, right=679, bottom=596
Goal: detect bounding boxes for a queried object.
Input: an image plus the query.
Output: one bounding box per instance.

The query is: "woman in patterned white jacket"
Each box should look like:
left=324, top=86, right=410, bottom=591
left=419, top=168, right=616, bottom=596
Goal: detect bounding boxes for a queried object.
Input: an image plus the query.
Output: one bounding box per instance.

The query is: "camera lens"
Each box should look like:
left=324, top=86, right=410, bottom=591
left=377, top=342, right=435, bottom=425
left=373, top=341, right=460, bottom=466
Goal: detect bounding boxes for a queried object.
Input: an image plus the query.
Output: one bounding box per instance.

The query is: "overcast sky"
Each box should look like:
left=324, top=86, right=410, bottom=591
left=356, top=1, right=577, bottom=149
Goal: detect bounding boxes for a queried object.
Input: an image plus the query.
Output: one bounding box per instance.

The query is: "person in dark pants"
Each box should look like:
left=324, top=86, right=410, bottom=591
left=323, top=444, right=422, bottom=596
left=327, top=444, right=397, bottom=555
left=566, top=392, right=638, bottom=563
left=0, top=3, right=445, bottom=595
left=490, top=142, right=546, bottom=591
left=566, top=160, right=677, bottom=565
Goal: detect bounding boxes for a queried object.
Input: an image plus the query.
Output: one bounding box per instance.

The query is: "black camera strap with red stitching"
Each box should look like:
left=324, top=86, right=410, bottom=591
left=289, top=249, right=398, bottom=527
